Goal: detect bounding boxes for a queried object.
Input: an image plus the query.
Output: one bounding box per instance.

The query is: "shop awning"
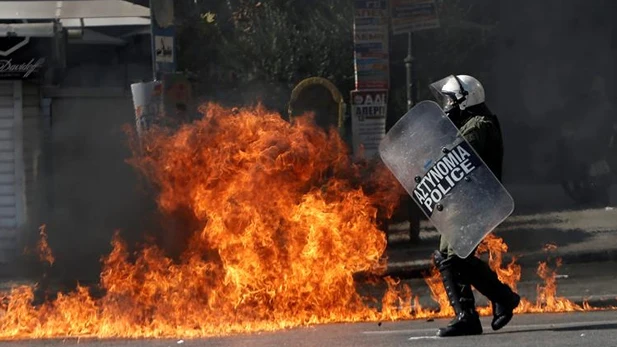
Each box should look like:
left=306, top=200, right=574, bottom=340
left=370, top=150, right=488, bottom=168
left=0, top=1, right=150, bottom=27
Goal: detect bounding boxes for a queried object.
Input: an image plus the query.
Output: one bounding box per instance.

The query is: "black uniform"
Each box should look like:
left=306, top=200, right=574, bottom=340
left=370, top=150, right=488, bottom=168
left=434, top=103, right=521, bottom=337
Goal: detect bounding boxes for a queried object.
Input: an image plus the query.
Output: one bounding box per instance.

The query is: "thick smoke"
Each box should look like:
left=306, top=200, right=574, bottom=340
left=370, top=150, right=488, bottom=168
left=17, top=0, right=617, bottom=283
left=17, top=39, right=156, bottom=283
left=489, top=0, right=616, bottom=187
left=19, top=94, right=159, bottom=284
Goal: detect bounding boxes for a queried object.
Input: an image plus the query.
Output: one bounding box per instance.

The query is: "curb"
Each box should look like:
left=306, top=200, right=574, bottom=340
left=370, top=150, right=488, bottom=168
left=381, top=247, right=617, bottom=279
left=582, top=296, right=617, bottom=309
left=395, top=295, right=617, bottom=315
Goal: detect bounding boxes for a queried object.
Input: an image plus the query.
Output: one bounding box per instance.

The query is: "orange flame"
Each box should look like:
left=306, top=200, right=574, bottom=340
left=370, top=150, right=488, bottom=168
left=36, top=225, right=54, bottom=266
left=0, top=103, right=610, bottom=340
left=420, top=235, right=610, bottom=316
left=0, top=103, right=405, bottom=339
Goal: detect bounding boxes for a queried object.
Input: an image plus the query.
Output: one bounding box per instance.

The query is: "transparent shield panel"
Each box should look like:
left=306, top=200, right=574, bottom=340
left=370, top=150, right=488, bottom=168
left=378, top=100, right=515, bottom=258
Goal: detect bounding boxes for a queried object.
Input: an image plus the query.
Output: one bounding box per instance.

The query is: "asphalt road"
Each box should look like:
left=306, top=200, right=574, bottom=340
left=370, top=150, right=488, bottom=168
left=0, top=310, right=616, bottom=347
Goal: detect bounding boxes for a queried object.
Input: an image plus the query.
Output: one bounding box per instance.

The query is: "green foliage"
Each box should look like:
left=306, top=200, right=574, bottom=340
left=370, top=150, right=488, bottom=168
left=219, top=1, right=354, bottom=89
left=174, top=0, right=353, bottom=98
left=173, top=0, right=498, bottom=114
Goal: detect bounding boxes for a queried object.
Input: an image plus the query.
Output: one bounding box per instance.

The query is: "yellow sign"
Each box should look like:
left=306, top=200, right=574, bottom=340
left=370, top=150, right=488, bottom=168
left=288, top=77, right=345, bottom=134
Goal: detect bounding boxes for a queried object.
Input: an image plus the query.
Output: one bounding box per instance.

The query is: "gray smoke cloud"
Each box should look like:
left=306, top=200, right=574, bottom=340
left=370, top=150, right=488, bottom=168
left=16, top=54, right=160, bottom=285
left=16, top=0, right=617, bottom=284
left=19, top=94, right=160, bottom=284
left=488, top=0, right=616, bottom=185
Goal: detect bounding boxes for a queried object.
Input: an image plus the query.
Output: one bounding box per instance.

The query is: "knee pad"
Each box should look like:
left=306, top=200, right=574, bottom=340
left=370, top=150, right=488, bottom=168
left=433, top=250, right=459, bottom=271
left=432, top=250, right=447, bottom=266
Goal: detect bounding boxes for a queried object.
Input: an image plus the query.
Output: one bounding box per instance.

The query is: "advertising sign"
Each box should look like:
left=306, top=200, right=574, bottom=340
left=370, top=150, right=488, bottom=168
left=350, top=89, right=388, bottom=158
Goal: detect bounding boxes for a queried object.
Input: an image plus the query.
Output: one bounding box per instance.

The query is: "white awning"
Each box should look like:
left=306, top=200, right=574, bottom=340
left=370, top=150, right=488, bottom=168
left=60, top=17, right=151, bottom=28
left=0, top=1, right=150, bottom=20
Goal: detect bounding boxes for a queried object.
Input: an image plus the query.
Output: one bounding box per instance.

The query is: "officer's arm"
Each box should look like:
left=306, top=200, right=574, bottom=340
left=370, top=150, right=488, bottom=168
left=461, top=120, right=490, bottom=158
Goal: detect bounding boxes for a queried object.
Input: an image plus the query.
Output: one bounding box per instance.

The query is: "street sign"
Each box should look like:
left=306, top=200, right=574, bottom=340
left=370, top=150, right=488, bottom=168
left=350, top=89, right=388, bottom=159
left=353, top=0, right=390, bottom=90
left=150, top=0, right=176, bottom=79
left=391, top=0, right=440, bottom=34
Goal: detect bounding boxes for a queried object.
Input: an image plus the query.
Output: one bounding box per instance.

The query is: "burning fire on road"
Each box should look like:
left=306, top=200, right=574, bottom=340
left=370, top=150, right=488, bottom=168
left=0, top=104, right=610, bottom=339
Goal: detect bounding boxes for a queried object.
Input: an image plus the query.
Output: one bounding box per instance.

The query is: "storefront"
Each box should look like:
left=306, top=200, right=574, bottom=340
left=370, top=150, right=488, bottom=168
left=0, top=29, right=50, bottom=263
left=0, top=1, right=151, bottom=265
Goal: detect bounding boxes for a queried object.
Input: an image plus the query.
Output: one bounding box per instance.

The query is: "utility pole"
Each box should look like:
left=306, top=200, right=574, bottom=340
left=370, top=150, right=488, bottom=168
left=404, top=31, right=414, bottom=110
left=404, top=31, right=421, bottom=243
left=391, top=0, right=440, bottom=244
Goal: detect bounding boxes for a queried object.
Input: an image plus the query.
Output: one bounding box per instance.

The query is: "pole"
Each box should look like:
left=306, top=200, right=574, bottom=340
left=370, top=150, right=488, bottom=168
left=404, top=31, right=414, bottom=110
left=149, top=0, right=157, bottom=81
left=404, top=31, right=421, bottom=243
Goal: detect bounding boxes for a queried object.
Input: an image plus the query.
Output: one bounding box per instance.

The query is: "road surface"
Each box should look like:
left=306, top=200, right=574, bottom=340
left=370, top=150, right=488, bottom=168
left=0, top=310, right=615, bottom=347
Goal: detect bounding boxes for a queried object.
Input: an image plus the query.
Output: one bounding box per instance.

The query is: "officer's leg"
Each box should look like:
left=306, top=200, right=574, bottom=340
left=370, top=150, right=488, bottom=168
left=459, top=252, right=521, bottom=330
left=432, top=237, right=482, bottom=337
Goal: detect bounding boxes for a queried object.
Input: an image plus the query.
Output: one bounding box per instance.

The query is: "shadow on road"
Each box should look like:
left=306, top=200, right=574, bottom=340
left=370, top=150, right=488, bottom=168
left=553, top=323, right=617, bottom=332
left=499, top=322, right=617, bottom=335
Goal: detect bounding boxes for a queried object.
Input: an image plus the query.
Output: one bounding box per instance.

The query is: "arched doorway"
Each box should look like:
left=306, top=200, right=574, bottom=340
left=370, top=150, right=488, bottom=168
left=288, top=77, right=345, bottom=134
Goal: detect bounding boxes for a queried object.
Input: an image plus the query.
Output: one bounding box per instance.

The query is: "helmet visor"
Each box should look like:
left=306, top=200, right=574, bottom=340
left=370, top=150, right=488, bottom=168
left=429, top=75, right=458, bottom=112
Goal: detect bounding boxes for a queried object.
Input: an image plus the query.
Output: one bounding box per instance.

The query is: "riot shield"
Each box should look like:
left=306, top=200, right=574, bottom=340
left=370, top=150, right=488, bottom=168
left=378, top=100, right=514, bottom=258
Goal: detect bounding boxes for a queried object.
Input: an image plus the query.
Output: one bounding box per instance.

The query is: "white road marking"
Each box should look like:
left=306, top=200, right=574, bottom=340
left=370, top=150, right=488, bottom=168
left=408, top=336, right=440, bottom=341
left=363, top=328, right=438, bottom=335
left=363, top=319, right=617, bottom=336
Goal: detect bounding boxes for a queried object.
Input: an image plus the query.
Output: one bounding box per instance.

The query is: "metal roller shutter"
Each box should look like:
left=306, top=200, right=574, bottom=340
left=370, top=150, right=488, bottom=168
left=0, top=81, right=26, bottom=264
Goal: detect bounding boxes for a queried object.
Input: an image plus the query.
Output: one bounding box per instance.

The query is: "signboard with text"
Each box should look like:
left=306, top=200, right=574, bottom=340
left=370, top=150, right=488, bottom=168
left=0, top=58, right=45, bottom=79
left=390, top=0, right=440, bottom=34
left=353, top=0, right=390, bottom=90
left=0, top=37, right=46, bottom=80
left=350, top=89, right=388, bottom=159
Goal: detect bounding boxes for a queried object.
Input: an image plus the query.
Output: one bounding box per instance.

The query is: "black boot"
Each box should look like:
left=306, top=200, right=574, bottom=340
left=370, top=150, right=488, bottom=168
left=462, top=256, right=521, bottom=330
left=433, top=251, right=483, bottom=337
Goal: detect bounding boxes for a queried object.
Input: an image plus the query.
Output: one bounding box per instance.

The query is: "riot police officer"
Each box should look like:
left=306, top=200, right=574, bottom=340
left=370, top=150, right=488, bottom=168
left=429, top=74, right=521, bottom=337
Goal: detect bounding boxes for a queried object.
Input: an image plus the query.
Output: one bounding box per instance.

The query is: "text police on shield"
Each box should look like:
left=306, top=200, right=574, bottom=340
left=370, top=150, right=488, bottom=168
left=412, top=141, right=481, bottom=216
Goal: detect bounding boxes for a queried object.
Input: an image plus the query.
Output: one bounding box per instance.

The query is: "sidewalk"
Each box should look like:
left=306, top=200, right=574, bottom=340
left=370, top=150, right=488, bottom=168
left=359, top=260, right=617, bottom=312
left=382, top=207, right=617, bottom=279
